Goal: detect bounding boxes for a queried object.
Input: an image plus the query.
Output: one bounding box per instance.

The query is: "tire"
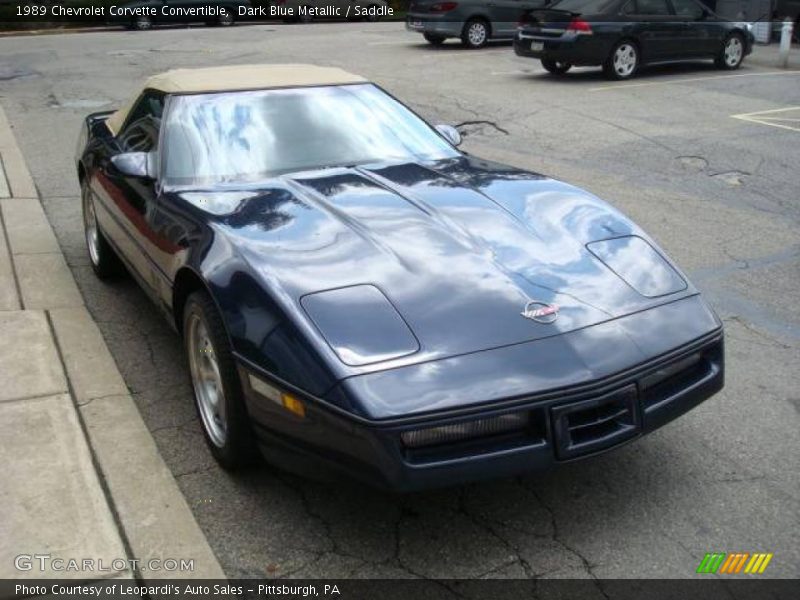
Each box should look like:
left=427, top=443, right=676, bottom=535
left=461, top=18, right=489, bottom=49
left=132, top=15, right=153, bottom=31
left=541, top=58, right=572, bottom=75
left=217, top=7, right=235, bottom=26
left=714, top=33, right=744, bottom=70
left=363, top=5, right=380, bottom=21
left=603, top=40, right=639, bottom=80
left=424, top=32, right=446, bottom=46
left=183, top=291, right=258, bottom=470
left=81, top=179, right=123, bottom=279
left=298, top=9, right=313, bottom=23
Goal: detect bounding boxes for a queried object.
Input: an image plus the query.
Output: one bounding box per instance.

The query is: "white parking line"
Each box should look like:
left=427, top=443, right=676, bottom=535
left=731, top=106, right=800, bottom=132
left=588, top=69, right=800, bottom=92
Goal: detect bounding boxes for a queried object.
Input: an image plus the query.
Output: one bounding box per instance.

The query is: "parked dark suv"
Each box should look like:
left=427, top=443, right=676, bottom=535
left=407, top=0, right=550, bottom=48
left=514, top=0, right=754, bottom=79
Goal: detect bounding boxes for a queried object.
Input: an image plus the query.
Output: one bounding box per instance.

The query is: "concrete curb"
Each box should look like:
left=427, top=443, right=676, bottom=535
left=0, top=103, right=226, bottom=581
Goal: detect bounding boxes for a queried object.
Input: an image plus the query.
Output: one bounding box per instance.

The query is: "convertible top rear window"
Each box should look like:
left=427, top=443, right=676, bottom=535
left=162, top=83, right=459, bottom=186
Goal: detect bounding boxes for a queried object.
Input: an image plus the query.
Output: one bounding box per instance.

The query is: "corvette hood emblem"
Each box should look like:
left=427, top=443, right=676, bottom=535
left=521, top=300, right=559, bottom=324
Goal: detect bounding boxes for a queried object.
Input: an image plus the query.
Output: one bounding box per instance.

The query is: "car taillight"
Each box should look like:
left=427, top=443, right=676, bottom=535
left=566, top=17, right=593, bottom=35
left=430, top=2, right=458, bottom=12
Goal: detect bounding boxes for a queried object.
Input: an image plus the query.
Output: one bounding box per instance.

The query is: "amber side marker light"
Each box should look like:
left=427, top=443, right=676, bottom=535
left=248, top=374, right=306, bottom=418
left=281, top=393, right=306, bottom=418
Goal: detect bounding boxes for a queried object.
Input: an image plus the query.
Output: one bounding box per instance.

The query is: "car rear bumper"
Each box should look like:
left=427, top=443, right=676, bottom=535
left=513, top=31, right=609, bottom=65
left=238, top=298, right=724, bottom=492
left=406, top=13, right=464, bottom=37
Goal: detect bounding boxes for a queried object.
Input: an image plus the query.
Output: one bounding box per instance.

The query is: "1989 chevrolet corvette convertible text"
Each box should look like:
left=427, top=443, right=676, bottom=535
left=76, top=64, right=723, bottom=491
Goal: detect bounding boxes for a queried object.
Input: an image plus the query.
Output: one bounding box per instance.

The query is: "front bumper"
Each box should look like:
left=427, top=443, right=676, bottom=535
left=238, top=297, right=724, bottom=492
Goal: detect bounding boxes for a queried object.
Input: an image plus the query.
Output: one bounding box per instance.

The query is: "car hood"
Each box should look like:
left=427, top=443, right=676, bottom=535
left=202, top=156, right=695, bottom=376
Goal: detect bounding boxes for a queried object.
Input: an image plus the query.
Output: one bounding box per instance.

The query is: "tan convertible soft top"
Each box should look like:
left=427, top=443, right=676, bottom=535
left=106, top=64, right=367, bottom=135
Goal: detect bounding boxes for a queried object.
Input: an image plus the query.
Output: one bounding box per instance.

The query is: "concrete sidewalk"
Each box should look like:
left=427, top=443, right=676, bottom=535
left=0, top=105, right=225, bottom=583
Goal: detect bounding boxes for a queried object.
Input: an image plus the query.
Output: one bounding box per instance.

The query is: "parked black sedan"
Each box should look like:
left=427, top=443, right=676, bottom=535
left=514, top=0, right=754, bottom=79
left=76, top=64, right=723, bottom=491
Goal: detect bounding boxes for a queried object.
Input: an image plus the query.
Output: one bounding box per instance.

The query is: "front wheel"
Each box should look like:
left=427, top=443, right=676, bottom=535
left=541, top=58, right=572, bottom=75
left=461, top=18, right=489, bottom=49
left=82, top=179, right=122, bottom=279
left=424, top=32, right=446, bottom=46
left=132, top=15, right=153, bottom=30
left=184, top=291, right=257, bottom=470
left=603, top=40, right=639, bottom=80
left=363, top=5, right=380, bottom=21
left=217, top=8, right=235, bottom=26
left=715, top=34, right=744, bottom=69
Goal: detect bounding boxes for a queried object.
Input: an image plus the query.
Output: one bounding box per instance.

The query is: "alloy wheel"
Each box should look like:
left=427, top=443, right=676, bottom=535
left=82, top=185, right=101, bottom=267
left=134, top=15, right=152, bottom=30
left=467, top=22, right=487, bottom=47
left=219, top=9, right=234, bottom=26
left=187, top=313, right=227, bottom=447
left=724, top=37, right=743, bottom=67
left=613, top=43, right=637, bottom=78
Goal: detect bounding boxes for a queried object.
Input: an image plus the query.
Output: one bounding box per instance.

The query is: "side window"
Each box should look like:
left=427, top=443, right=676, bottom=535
left=621, top=0, right=636, bottom=14
left=119, top=92, right=164, bottom=153
left=634, top=0, right=670, bottom=14
left=671, top=0, right=704, bottom=18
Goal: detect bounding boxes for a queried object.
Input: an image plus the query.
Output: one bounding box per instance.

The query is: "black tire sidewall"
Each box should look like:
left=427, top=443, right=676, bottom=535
left=424, top=33, right=446, bottom=45
left=541, top=58, right=572, bottom=74
left=183, top=291, right=257, bottom=470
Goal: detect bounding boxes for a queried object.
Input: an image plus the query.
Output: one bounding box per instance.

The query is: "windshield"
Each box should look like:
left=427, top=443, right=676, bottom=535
left=162, top=83, right=459, bottom=186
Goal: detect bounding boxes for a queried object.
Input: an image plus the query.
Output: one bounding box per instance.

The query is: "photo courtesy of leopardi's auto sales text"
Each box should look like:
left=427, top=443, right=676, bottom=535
left=0, top=0, right=798, bottom=598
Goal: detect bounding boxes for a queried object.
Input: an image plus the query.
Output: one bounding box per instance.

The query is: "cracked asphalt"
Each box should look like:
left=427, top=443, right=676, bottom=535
left=1, top=22, right=798, bottom=582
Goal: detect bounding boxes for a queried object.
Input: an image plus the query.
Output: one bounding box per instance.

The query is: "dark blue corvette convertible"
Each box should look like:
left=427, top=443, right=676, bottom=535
left=76, top=64, right=723, bottom=491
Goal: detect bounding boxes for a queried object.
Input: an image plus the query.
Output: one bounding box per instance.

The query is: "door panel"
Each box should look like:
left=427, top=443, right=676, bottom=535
left=627, top=0, right=682, bottom=61
left=669, top=0, right=719, bottom=56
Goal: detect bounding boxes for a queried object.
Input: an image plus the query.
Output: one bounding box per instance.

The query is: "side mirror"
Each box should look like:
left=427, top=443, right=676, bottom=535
left=110, top=152, right=157, bottom=180
left=435, top=124, right=462, bottom=147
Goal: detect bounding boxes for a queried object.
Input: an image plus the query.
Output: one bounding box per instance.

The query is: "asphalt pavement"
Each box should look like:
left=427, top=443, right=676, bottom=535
left=0, top=22, right=798, bottom=582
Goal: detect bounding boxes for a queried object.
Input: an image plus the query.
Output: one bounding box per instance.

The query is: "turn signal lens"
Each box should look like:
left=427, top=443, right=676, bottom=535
left=248, top=373, right=306, bottom=418
left=430, top=2, right=458, bottom=12
left=281, top=393, right=306, bottom=418
left=401, top=413, right=529, bottom=448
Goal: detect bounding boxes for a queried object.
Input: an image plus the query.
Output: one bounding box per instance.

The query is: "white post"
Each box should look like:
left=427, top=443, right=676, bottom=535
left=778, top=18, right=793, bottom=69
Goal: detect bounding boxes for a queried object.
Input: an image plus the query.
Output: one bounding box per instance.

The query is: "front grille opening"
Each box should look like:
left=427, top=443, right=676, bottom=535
left=551, top=384, right=639, bottom=460
left=568, top=404, right=632, bottom=446
left=401, top=410, right=546, bottom=464
left=641, top=342, right=721, bottom=410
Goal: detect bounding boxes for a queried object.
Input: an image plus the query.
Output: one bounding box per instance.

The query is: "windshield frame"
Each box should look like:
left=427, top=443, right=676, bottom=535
left=157, top=82, right=462, bottom=191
